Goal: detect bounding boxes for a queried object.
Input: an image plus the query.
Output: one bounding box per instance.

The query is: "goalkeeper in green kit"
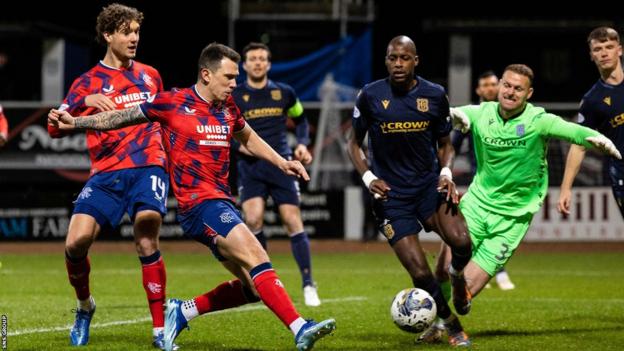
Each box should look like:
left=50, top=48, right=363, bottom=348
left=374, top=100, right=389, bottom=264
left=419, top=63, right=621, bottom=343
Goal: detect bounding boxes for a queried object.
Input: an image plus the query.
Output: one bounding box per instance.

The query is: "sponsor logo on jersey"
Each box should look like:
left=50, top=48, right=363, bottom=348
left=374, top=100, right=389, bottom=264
left=184, top=106, right=196, bottom=115
left=381, top=99, right=390, bottom=109
left=482, top=136, right=527, bottom=148
left=113, top=92, right=153, bottom=108
left=604, top=96, right=612, bottom=106
left=197, top=124, right=230, bottom=147
left=271, top=89, right=282, bottom=101
left=416, top=98, right=429, bottom=112
left=243, top=107, right=283, bottom=119
left=609, top=113, right=624, bottom=128
left=380, top=121, right=430, bottom=133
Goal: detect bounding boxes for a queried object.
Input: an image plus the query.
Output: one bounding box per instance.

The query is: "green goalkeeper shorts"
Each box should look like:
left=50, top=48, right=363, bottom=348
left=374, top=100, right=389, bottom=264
left=459, top=197, right=533, bottom=276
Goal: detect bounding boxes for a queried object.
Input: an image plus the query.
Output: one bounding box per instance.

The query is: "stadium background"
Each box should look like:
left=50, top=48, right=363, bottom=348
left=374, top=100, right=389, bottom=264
left=1, top=3, right=624, bottom=350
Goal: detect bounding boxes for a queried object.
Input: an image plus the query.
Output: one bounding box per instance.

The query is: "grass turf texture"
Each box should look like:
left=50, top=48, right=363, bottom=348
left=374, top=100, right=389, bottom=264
left=1, top=250, right=624, bottom=350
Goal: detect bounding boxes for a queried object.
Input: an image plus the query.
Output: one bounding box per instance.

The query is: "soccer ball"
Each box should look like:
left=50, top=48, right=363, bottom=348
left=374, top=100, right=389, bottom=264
left=390, top=288, right=437, bottom=333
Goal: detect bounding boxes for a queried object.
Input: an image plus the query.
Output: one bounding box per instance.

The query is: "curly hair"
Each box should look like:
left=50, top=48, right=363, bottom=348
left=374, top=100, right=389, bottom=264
left=95, top=3, right=143, bottom=45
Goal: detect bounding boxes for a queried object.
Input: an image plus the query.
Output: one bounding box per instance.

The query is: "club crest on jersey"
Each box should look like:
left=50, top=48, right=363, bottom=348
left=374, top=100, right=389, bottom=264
left=142, top=73, right=155, bottom=88
left=242, top=94, right=250, bottom=102
left=604, top=96, right=612, bottom=106
left=271, top=89, right=282, bottom=101
left=381, top=99, right=390, bottom=109
left=516, top=124, right=525, bottom=136
left=416, top=98, right=429, bottom=112
left=220, top=212, right=234, bottom=223
left=102, top=84, right=114, bottom=94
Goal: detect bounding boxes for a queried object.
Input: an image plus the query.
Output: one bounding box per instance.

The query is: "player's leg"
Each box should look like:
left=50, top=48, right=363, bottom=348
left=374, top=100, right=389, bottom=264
left=126, top=166, right=170, bottom=348
left=167, top=200, right=335, bottom=350
left=494, top=268, right=515, bottom=290
left=241, top=197, right=267, bottom=249
left=238, top=159, right=269, bottom=249
left=462, top=207, right=531, bottom=297
left=422, top=190, right=472, bottom=316
left=66, top=172, right=125, bottom=346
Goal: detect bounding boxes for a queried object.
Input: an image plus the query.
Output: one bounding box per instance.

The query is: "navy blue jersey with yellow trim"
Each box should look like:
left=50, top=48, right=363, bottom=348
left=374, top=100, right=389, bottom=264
left=233, top=80, right=304, bottom=157
left=352, top=77, right=451, bottom=194
left=579, top=79, right=624, bottom=173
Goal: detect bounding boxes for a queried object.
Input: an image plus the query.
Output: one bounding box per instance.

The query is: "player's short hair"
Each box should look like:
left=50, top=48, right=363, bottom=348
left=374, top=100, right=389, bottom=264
left=242, top=42, right=272, bottom=62
left=95, top=3, right=144, bottom=45
left=587, top=27, right=620, bottom=47
left=478, top=70, right=497, bottom=81
left=504, top=64, right=534, bottom=87
left=198, top=43, right=241, bottom=75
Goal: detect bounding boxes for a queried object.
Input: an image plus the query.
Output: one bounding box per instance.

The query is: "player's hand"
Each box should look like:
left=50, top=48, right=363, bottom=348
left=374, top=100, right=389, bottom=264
left=450, top=107, right=470, bottom=133
left=370, top=179, right=391, bottom=200
left=294, top=144, right=313, bottom=165
left=85, top=94, right=116, bottom=112
left=279, top=159, right=310, bottom=181
left=437, top=175, right=459, bottom=204
left=48, top=109, right=76, bottom=130
left=557, top=188, right=572, bottom=215
left=586, top=135, right=622, bottom=159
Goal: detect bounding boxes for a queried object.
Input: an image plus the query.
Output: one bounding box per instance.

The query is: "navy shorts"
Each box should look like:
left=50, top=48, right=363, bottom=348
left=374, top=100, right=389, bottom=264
left=177, top=199, right=245, bottom=261
left=73, top=166, right=169, bottom=229
left=609, top=165, right=624, bottom=217
left=372, top=182, right=447, bottom=246
left=237, top=158, right=300, bottom=206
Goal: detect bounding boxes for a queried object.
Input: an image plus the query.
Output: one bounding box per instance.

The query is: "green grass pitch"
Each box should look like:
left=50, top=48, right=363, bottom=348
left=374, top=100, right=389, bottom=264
left=2, top=249, right=624, bottom=350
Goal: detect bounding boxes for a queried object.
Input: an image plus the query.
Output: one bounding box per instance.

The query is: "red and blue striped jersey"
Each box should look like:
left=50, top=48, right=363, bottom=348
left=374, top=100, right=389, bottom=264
left=0, top=105, right=7, bottom=138
left=140, top=85, right=246, bottom=212
left=49, top=60, right=166, bottom=175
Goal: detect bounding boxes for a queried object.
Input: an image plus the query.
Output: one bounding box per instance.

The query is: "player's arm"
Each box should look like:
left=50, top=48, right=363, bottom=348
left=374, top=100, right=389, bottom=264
left=47, top=105, right=149, bottom=131
left=542, top=114, right=620, bottom=158
left=436, top=134, right=459, bottom=203
left=347, top=91, right=391, bottom=200
left=558, top=144, right=586, bottom=214
left=288, top=99, right=313, bottom=165
left=234, top=124, right=309, bottom=180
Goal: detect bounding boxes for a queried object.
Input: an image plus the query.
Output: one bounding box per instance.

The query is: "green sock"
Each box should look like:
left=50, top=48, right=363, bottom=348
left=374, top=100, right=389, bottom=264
left=440, top=280, right=451, bottom=303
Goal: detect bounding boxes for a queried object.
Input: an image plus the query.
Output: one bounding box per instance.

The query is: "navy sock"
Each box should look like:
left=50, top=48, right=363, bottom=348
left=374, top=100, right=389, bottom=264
left=290, top=232, right=313, bottom=287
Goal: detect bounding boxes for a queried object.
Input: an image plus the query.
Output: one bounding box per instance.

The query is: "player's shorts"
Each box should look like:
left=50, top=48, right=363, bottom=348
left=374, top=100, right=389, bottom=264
left=372, top=181, right=448, bottom=246
left=459, top=196, right=532, bottom=276
left=177, top=199, right=244, bottom=261
left=237, top=158, right=300, bottom=206
left=608, top=165, right=624, bottom=218
left=73, top=166, right=169, bottom=229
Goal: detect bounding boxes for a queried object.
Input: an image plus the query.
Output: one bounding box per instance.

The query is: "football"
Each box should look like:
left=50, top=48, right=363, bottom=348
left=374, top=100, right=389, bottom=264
left=390, top=288, right=437, bottom=333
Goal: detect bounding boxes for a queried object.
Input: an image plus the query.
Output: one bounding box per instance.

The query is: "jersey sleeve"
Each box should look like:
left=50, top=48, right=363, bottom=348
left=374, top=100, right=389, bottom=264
left=434, top=92, right=452, bottom=138
left=578, top=98, right=600, bottom=129
left=352, top=88, right=372, bottom=142
left=457, top=104, right=482, bottom=125
left=227, top=95, right=247, bottom=132
left=49, top=76, right=91, bottom=138
left=536, top=112, right=598, bottom=148
left=139, top=92, right=174, bottom=125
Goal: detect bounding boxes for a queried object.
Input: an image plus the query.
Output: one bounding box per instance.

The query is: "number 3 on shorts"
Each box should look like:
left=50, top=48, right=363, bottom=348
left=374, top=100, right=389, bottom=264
left=494, top=243, right=510, bottom=261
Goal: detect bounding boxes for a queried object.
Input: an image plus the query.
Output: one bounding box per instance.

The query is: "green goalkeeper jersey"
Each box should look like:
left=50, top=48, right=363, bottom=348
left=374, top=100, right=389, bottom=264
left=459, top=102, right=599, bottom=217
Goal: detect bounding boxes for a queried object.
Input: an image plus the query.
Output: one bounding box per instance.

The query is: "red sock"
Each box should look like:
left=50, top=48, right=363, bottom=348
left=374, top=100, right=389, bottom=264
left=142, top=257, right=166, bottom=328
left=253, top=269, right=300, bottom=327
left=65, top=254, right=91, bottom=301
left=195, top=280, right=254, bottom=314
